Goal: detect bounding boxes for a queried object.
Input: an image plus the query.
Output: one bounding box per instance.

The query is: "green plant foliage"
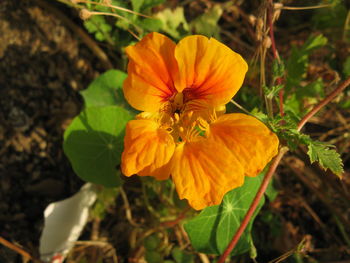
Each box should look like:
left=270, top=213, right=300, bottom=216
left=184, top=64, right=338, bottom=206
left=155, top=7, right=189, bottom=39
left=307, top=141, right=344, bottom=176
left=189, top=5, right=223, bottom=39
left=63, top=106, right=133, bottom=187
left=269, top=116, right=344, bottom=176
left=171, top=247, right=194, bottom=263
left=80, top=69, right=136, bottom=114
left=286, top=34, right=328, bottom=91
left=184, top=174, right=265, bottom=256
left=84, top=16, right=112, bottom=42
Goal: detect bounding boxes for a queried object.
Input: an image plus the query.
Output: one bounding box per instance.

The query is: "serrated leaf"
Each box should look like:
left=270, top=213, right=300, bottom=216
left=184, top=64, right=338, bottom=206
left=184, top=174, right=265, bottom=256
left=63, top=106, right=133, bottom=187
left=307, top=141, right=344, bottom=176
left=80, top=70, right=137, bottom=113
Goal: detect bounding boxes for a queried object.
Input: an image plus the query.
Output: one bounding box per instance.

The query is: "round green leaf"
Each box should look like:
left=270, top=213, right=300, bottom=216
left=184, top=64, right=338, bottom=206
left=184, top=174, right=265, bottom=256
left=80, top=69, right=135, bottom=113
left=63, top=106, right=133, bottom=187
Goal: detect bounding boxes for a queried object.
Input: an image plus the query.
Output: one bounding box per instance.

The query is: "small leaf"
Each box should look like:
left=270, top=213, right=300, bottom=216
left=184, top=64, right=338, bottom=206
left=184, top=174, right=265, bottom=256
left=63, top=106, right=133, bottom=187
left=307, top=141, right=344, bottom=176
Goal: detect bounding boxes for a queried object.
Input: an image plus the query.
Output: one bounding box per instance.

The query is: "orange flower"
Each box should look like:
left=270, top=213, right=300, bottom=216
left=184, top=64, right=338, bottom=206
left=121, top=32, right=279, bottom=210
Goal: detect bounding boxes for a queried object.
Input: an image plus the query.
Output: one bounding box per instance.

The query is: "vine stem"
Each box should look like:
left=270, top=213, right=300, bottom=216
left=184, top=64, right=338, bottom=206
left=217, top=73, right=350, bottom=263
left=297, top=76, right=350, bottom=131
left=217, top=147, right=288, bottom=263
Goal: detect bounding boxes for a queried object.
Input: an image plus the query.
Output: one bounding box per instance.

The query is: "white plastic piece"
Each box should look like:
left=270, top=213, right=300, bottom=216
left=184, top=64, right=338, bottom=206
left=39, top=183, right=97, bottom=262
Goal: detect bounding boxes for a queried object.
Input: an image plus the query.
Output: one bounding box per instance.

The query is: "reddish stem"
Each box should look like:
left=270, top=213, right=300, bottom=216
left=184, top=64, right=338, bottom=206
left=297, top=76, right=350, bottom=131
left=217, top=76, right=350, bottom=262
left=217, top=148, right=288, bottom=263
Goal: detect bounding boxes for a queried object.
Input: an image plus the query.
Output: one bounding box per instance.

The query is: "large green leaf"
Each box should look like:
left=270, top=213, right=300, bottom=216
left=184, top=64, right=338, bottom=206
left=80, top=70, right=134, bottom=112
left=63, top=106, right=133, bottom=187
left=184, top=174, right=265, bottom=256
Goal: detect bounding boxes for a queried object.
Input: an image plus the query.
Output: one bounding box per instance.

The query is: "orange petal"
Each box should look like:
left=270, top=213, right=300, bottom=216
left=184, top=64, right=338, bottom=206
left=121, top=119, right=175, bottom=180
left=123, top=32, right=179, bottom=112
left=174, top=35, right=248, bottom=107
left=208, top=113, right=279, bottom=177
left=170, top=139, right=245, bottom=210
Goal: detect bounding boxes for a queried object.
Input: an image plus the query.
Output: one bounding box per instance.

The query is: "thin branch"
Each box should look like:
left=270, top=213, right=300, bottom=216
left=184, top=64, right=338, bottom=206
left=218, top=76, right=350, bottom=261
left=297, top=76, right=350, bottom=131
left=217, top=147, right=288, bottom=263
left=281, top=4, right=332, bottom=10
left=75, top=0, right=152, bottom=18
left=0, top=236, right=36, bottom=262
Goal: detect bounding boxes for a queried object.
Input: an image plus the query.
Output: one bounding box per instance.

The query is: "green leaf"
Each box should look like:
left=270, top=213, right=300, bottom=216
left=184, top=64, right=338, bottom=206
left=184, top=174, right=265, bottom=256
left=63, top=106, right=133, bottom=187
left=171, top=247, right=194, bottom=263
left=80, top=70, right=137, bottom=113
left=189, top=5, right=223, bottom=38
left=155, top=7, right=189, bottom=39
left=307, top=141, right=344, bottom=176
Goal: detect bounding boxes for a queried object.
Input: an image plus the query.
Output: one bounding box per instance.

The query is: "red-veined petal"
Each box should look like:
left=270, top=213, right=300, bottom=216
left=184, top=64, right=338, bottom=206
left=174, top=35, right=248, bottom=107
left=123, top=32, right=179, bottom=112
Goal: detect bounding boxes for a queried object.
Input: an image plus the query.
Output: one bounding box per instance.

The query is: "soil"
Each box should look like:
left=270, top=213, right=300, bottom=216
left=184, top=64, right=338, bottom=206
left=0, top=0, right=103, bottom=261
